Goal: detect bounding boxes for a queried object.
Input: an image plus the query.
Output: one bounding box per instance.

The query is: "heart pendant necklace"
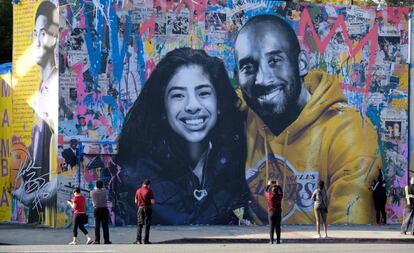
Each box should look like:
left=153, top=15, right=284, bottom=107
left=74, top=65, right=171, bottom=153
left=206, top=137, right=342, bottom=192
left=193, top=189, right=208, bottom=201
left=191, top=142, right=211, bottom=201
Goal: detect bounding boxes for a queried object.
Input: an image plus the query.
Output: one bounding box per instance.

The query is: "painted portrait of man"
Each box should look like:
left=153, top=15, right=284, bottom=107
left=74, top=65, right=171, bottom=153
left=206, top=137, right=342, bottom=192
left=12, top=0, right=59, bottom=224
left=234, top=15, right=381, bottom=224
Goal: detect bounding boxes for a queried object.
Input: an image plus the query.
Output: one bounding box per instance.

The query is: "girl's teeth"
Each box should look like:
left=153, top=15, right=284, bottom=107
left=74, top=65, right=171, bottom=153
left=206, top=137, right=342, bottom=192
left=185, top=118, right=203, bottom=125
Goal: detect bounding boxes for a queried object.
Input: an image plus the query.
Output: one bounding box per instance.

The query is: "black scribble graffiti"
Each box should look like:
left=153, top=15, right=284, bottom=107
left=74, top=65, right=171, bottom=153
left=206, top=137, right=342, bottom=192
left=168, top=15, right=189, bottom=35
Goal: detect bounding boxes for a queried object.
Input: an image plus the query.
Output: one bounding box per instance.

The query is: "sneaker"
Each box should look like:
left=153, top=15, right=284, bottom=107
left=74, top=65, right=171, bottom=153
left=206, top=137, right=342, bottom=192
left=93, top=241, right=100, bottom=244
left=269, top=240, right=274, bottom=244
left=312, top=234, right=321, bottom=238
left=401, top=231, right=406, bottom=235
left=133, top=240, right=142, bottom=244
left=104, top=241, right=112, bottom=244
left=68, top=241, right=77, bottom=245
left=143, top=241, right=152, bottom=244
left=323, top=234, right=328, bottom=238
left=86, top=238, right=94, bottom=245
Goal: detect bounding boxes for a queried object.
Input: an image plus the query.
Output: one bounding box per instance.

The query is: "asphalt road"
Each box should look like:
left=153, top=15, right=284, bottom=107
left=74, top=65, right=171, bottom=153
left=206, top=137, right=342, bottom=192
left=0, top=243, right=412, bottom=253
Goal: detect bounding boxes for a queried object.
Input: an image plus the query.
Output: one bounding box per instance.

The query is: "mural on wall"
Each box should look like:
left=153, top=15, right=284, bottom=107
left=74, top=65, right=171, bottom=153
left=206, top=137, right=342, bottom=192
left=409, top=15, right=414, bottom=188
left=56, top=0, right=409, bottom=226
left=0, top=63, right=12, bottom=222
left=11, top=0, right=59, bottom=226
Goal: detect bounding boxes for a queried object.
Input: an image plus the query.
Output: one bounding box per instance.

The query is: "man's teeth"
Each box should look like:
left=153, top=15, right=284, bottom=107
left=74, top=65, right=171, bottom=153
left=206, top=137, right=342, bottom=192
left=259, top=87, right=282, bottom=99
left=185, top=118, right=204, bottom=125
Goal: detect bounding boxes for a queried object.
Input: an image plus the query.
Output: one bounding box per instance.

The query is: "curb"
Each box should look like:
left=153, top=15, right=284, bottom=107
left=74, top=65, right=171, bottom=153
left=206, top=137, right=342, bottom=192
left=1, top=238, right=413, bottom=245
left=160, top=238, right=414, bottom=244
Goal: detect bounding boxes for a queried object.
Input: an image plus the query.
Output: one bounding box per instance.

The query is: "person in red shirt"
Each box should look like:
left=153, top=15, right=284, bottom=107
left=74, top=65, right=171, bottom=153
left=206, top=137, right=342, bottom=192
left=265, top=179, right=283, bottom=244
left=133, top=179, right=155, bottom=244
left=67, top=187, right=93, bottom=245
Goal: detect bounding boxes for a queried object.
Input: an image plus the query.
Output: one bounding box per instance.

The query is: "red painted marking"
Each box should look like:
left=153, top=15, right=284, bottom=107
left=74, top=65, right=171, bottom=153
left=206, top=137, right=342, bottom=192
left=376, top=7, right=409, bottom=26
left=139, top=14, right=156, bottom=39
left=298, top=8, right=379, bottom=95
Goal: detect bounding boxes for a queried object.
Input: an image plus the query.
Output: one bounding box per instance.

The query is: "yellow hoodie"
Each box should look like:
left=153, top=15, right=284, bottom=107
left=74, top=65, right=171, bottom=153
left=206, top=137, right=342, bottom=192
left=243, top=70, right=381, bottom=224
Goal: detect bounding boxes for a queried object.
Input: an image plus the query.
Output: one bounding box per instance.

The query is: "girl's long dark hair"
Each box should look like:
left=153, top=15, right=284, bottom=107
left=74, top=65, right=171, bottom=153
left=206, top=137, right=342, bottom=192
left=117, top=47, right=244, bottom=164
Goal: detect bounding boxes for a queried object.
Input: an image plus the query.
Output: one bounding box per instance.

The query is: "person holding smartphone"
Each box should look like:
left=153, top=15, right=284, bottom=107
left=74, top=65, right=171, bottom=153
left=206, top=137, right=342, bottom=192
left=67, top=187, right=93, bottom=245
left=265, top=179, right=283, bottom=244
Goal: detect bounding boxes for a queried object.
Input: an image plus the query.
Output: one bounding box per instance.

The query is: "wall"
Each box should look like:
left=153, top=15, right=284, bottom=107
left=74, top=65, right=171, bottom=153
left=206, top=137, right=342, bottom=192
left=7, top=0, right=410, bottom=226
left=56, top=0, right=410, bottom=226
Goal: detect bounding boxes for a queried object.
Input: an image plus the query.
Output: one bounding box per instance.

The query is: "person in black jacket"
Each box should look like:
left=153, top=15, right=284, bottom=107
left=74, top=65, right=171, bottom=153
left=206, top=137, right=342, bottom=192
left=62, top=139, right=78, bottom=169
left=371, top=171, right=387, bottom=225
left=115, top=48, right=249, bottom=225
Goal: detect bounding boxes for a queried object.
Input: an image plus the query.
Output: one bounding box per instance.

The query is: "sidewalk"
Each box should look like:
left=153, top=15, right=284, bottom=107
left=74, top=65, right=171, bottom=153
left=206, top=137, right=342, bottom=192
left=0, top=223, right=413, bottom=245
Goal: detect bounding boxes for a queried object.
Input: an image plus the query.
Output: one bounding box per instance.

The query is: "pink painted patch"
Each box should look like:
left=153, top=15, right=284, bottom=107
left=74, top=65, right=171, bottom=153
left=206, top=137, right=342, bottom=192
left=77, top=105, right=87, bottom=115
left=99, top=115, right=109, bottom=126
left=85, top=114, right=93, bottom=122
left=145, top=59, right=156, bottom=80
left=84, top=170, right=95, bottom=182
left=79, top=8, right=86, bottom=29
left=386, top=7, right=409, bottom=26
left=61, top=29, right=69, bottom=48
left=139, top=14, right=156, bottom=40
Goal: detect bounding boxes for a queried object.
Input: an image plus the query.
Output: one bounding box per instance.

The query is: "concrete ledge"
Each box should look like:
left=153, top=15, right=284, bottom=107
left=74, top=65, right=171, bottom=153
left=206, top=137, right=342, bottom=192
left=161, top=237, right=414, bottom=244
left=1, top=224, right=413, bottom=245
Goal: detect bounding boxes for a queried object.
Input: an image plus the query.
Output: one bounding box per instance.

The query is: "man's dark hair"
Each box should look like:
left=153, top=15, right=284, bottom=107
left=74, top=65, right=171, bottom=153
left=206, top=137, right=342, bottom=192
left=35, top=1, right=58, bottom=36
left=73, top=187, right=80, bottom=194
left=318, top=181, right=325, bottom=190
left=236, top=14, right=301, bottom=57
left=96, top=180, right=104, bottom=189
left=143, top=179, right=151, bottom=186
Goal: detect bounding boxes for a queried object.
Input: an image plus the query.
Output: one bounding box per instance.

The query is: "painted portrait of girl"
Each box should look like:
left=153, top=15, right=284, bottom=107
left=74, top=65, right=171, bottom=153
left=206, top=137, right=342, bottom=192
left=115, top=48, right=249, bottom=225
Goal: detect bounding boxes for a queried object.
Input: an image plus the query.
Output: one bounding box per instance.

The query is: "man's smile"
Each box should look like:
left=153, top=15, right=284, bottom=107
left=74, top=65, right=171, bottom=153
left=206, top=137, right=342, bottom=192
left=253, top=85, right=284, bottom=102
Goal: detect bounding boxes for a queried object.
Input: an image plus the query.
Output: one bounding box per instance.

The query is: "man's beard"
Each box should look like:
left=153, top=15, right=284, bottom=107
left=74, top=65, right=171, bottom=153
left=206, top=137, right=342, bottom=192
left=243, top=84, right=300, bottom=118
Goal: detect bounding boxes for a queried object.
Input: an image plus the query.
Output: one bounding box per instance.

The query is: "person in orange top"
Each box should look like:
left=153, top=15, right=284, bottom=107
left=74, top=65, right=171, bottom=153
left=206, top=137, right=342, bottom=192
left=67, top=187, right=93, bottom=245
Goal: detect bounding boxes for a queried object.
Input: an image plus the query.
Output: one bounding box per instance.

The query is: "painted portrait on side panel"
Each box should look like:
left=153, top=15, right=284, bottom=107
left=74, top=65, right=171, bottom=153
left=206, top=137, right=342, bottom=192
left=12, top=0, right=59, bottom=223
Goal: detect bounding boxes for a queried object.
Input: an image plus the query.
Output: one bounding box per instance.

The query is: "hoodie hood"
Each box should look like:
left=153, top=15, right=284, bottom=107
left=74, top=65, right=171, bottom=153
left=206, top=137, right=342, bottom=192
left=243, top=70, right=380, bottom=224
